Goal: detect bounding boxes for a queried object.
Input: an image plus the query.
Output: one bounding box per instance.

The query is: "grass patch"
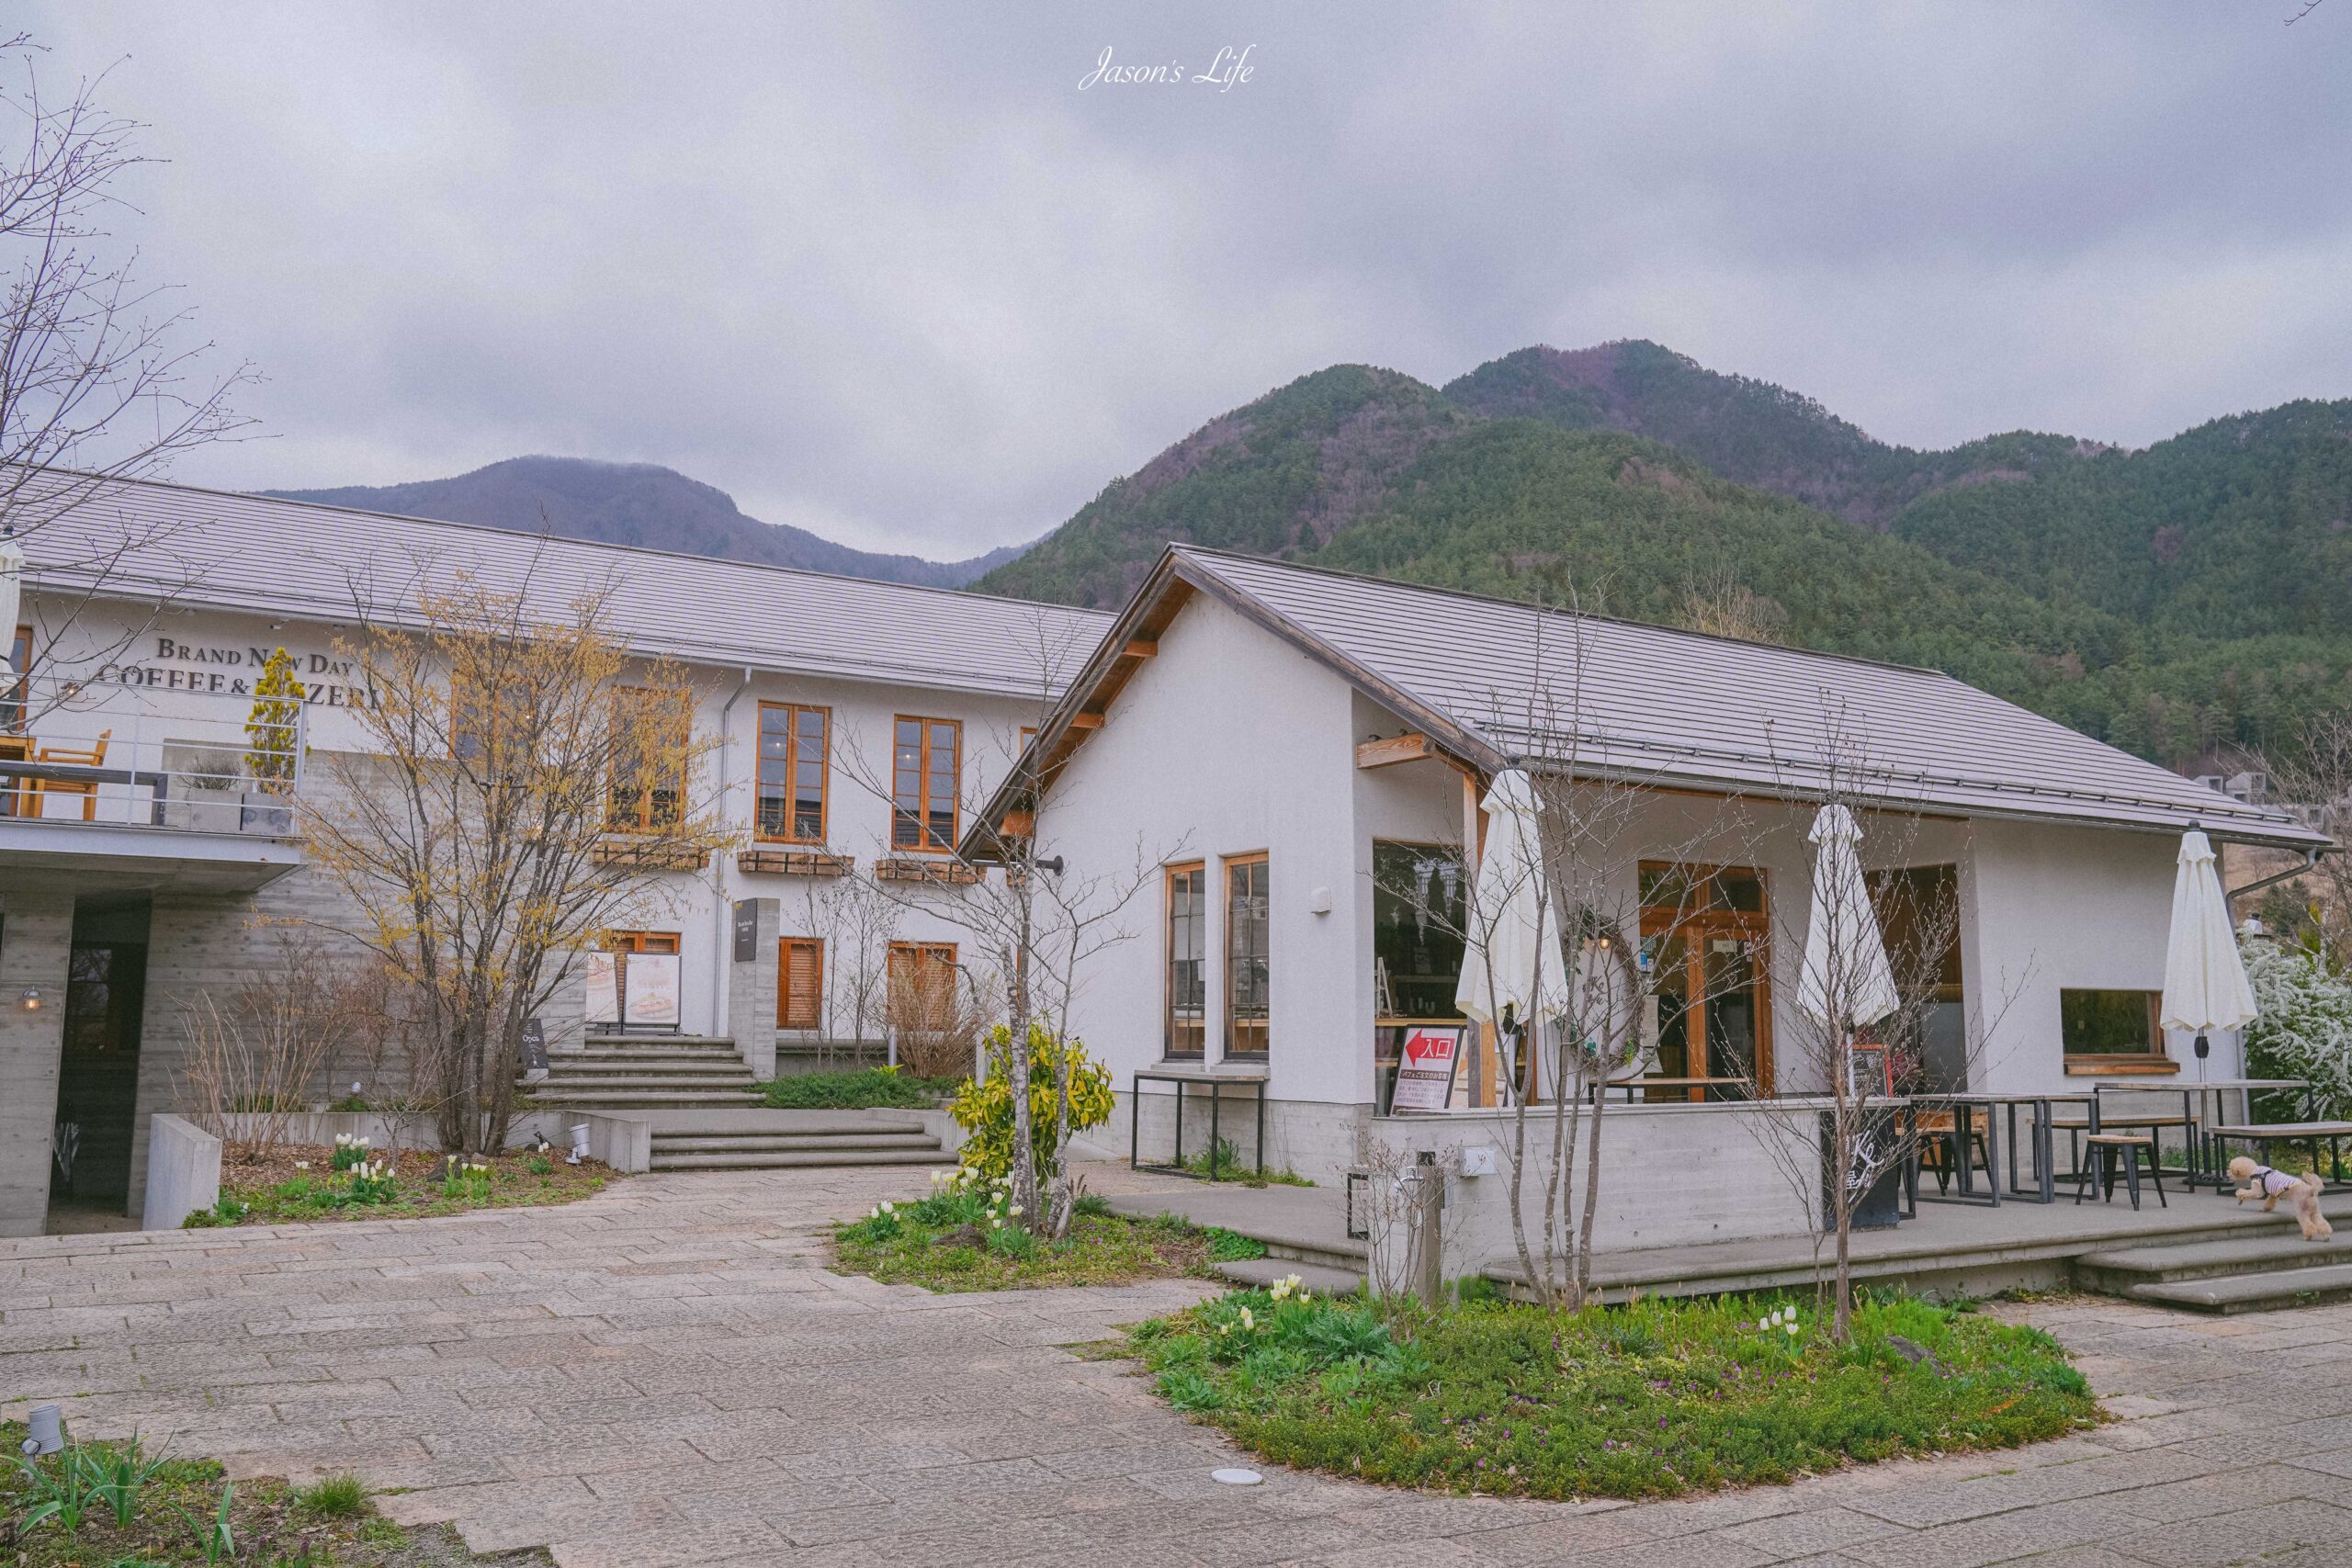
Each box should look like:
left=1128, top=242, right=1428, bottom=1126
left=1128, top=1288, right=2097, bottom=1500
left=187, top=1145, right=614, bottom=1227
left=831, top=1179, right=1267, bottom=1291
left=756, top=1067, right=961, bottom=1110
left=2, top=1421, right=548, bottom=1564
left=1177, top=1137, right=1316, bottom=1188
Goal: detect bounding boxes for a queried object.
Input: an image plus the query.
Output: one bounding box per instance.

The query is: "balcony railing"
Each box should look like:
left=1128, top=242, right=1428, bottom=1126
left=0, top=672, right=306, bottom=836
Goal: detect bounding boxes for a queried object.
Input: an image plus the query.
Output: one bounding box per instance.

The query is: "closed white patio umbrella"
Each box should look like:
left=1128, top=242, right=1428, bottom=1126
left=2161, top=826, right=2257, bottom=1078
left=1454, top=770, right=1568, bottom=1082
left=1798, top=803, right=1901, bottom=1036
left=0, top=525, right=21, bottom=670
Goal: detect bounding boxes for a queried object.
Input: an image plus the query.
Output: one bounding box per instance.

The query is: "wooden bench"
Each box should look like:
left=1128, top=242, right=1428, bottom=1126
left=2209, top=1122, right=2352, bottom=1190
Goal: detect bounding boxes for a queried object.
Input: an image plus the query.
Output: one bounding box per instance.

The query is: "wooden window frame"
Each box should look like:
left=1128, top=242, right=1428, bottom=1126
left=885, top=940, right=958, bottom=1030
left=2061, top=988, right=2176, bottom=1076
left=1223, top=852, right=1270, bottom=1059
left=754, top=701, right=830, bottom=846
left=1164, top=861, right=1206, bottom=1060
left=605, top=930, right=680, bottom=954
left=778, top=936, right=825, bottom=1032
left=1635, top=860, right=1773, bottom=1100
left=891, top=716, right=961, bottom=854
left=605, top=685, right=692, bottom=835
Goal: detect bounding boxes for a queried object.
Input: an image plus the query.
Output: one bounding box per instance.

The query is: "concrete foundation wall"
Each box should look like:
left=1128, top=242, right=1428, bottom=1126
left=0, top=891, right=73, bottom=1237
left=140, top=1114, right=221, bottom=1229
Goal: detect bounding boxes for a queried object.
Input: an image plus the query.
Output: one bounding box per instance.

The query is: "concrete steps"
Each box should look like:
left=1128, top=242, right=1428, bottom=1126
left=644, top=1111, right=953, bottom=1171
left=2080, top=1231, right=2351, bottom=1314
left=1213, top=1256, right=1368, bottom=1294
left=520, top=1035, right=763, bottom=1111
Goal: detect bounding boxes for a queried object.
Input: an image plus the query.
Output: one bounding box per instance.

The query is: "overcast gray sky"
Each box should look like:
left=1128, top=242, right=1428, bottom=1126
left=19, top=3, right=2352, bottom=558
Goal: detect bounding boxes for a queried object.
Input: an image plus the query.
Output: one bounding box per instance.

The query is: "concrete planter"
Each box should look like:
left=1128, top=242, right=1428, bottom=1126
left=238, top=789, right=293, bottom=835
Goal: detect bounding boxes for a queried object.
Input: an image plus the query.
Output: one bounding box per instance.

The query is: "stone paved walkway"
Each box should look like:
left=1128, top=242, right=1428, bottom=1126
left=7, top=1164, right=2352, bottom=1566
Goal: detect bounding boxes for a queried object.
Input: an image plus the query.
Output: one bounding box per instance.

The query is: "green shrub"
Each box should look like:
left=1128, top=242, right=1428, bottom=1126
left=949, top=1023, right=1114, bottom=1184
left=759, top=1067, right=960, bottom=1110
left=180, top=1193, right=248, bottom=1229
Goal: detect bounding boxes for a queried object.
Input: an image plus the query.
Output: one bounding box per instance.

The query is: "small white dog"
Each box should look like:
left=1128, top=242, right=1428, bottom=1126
left=2230, top=1156, right=2335, bottom=1243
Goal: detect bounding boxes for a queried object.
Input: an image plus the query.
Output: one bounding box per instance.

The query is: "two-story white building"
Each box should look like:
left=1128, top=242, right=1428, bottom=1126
left=0, top=469, right=1107, bottom=1235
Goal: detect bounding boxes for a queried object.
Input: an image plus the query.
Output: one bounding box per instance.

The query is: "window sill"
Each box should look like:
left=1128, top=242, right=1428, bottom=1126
left=2064, top=1056, right=2180, bottom=1077
left=738, top=847, right=853, bottom=877
left=874, top=856, right=980, bottom=886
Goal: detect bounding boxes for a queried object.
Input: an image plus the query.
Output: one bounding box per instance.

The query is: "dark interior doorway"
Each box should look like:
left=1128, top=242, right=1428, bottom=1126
left=50, top=896, right=152, bottom=1218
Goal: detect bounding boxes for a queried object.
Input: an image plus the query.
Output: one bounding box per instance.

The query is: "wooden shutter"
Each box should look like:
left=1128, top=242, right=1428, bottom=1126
left=778, top=937, right=824, bottom=1030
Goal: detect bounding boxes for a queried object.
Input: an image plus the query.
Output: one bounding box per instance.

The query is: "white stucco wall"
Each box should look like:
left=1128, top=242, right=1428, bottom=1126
left=1042, top=592, right=1367, bottom=1108
left=20, top=596, right=1042, bottom=1047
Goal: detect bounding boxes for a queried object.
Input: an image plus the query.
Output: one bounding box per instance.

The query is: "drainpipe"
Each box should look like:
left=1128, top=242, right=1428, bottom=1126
left=709, top=666, right=754, bottom=1036
left=2229, top=843, right=2329, bottom=905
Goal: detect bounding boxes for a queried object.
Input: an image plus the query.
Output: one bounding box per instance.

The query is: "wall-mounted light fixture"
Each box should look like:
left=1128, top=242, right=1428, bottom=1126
left=17, top=987, right=42, bottom=1011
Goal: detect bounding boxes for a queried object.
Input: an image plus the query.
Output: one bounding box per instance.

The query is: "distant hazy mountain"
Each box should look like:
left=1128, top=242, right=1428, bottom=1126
left=977, top=341, right=2352, bottom=766
left=266, top=456, right=1028, bottom=589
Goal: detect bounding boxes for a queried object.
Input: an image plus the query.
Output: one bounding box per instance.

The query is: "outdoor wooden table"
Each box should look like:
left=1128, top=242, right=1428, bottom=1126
left=1915, top=1092, right=2099, bottom=1205
left=1130, top=1066, right=1269, bottom=1180
left=0, top=757, right=171, bottom=825
left=1587, top=1076, right=1752, bottom=1104
left=2177, top=1078, right=2309, bottom=1190
left=2207, top=1121, right=2352, bottom=1191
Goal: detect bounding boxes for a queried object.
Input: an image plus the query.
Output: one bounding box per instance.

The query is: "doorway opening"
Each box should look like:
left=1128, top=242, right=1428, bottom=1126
left=1637, top=863, right=1772, bottom=1101
left=49, top=895, right=151, bottom=1230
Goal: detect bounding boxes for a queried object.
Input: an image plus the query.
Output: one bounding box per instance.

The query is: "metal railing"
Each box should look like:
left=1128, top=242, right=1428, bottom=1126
left=0, top=671, right=306, bottom=836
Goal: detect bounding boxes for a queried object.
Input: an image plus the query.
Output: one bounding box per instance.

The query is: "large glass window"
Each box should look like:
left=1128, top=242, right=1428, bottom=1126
left=756, top=703, right=828, bottom=843
left=1868, top=864, right=1967, bottom=1091
left=1372, top=841, right=1467, bottom=1021
left=892, top=716, right=960, bottom=852
left=1166, top=863, right=1205, bottom=1057
left=1637, top=861, right=1771, bottom=1100
left=1225, top=854, right=1269, bottom=1056
left=605, top=685, right=691, bottom=832
left=2062, top=990, right=2164, bottom=1060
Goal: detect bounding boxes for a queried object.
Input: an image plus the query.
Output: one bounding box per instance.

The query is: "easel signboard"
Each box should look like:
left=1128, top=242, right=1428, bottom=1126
left=1391, top=1025, right=1466, bottom=1113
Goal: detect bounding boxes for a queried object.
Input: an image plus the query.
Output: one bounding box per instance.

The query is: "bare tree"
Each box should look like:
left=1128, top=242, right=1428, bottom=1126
left=177, top=928, right=383, bottom=1161
left=834, top=609, right=1174, bottom=1238
left=0, top=36, right=256, bottom=715
left=1743, top=714, right=2020, bottom=1340
left=799, top=874, right=901, bottom=1067
left=1419, top=588, right=1751, bottom=1309
left=2251, top=716, right=2352, bottom=967
left=298, top=567, right=738, bottom=1154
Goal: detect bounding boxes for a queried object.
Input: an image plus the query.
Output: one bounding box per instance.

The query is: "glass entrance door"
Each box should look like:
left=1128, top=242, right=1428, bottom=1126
left=1637, top=863, right=1771, bottom=1100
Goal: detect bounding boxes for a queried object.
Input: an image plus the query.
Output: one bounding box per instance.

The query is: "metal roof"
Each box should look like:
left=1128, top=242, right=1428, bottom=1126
left=992, top=545, right=2327, bottom=852
left=12, top=468, right=1110, bottom=699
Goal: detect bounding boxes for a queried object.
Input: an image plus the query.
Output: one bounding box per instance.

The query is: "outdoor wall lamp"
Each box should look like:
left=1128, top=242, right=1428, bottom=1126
left=1033, top=854, right=1065, bottom=875
left=16, top=987, right=42, bottom=1011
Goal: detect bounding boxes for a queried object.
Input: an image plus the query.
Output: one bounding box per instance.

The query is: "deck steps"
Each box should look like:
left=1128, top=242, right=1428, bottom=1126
left=645, top=1111, right=954, bottom=1172
left=1213, top=1257, right=1368, bottom=1294
left=2079, top=1230, right=2350, bottom=1314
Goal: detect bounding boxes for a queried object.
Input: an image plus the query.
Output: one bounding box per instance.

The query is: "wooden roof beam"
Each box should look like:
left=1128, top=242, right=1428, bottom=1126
left=1356, top=732, right=1436, bottom=770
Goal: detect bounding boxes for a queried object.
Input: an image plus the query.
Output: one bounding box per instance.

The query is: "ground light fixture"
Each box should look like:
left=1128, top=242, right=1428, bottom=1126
left=1211, top=1467, right=1263, bottom=1485
left=569, top=1123, right=591, bottom=1165
left=17, top=986, right=41, bottom=1010
left=20, top=1403, right=63, bottom=1456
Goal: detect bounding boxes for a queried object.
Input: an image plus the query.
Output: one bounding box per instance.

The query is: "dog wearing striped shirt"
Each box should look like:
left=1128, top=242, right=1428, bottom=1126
left=2229, top=1156, right=2335, bottom=1242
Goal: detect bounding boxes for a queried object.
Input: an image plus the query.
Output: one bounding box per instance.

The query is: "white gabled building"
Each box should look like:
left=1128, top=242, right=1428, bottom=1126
left=970, top=547, right=2329, bottom=1189
left=0, top=469, right=1107, bottom=1235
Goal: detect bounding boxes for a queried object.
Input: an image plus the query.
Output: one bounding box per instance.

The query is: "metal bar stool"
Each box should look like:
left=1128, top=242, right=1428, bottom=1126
left=2075, top=1132, right=2166, bottom=1210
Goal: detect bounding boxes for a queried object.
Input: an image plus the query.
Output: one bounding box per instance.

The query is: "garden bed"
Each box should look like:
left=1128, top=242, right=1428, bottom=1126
left=1130, top=1287, right=2098, bottom=1500
left=832, top=1178, right=1267, bottom=1291
left=1, top=1421, right=550, bottom=1565
left=187, top=1144, right=615, bottom=1227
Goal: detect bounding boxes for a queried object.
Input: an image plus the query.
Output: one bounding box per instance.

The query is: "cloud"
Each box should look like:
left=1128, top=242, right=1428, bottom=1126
left=17, top=1, right=2352, bottom=557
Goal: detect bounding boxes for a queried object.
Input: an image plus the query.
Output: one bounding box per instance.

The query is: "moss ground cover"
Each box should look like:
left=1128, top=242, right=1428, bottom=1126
left=756, top=1067, right=961, bottom=1110
left=832, top=1177, right=1267, bottom=1292
left=187, top=1145, right=614, bottom=1227
left=1131, top=1287, right=2098, bottom=1500
left=2, top=1423, right=549, bottom=1565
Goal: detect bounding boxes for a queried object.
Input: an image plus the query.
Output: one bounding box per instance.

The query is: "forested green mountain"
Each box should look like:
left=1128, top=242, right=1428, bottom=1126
left=975, top=344, right=2352, bottom=767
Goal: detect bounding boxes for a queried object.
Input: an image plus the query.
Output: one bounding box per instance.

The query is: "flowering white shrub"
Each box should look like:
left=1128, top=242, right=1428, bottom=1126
left=2243, top=940, right=2352, bottom=1119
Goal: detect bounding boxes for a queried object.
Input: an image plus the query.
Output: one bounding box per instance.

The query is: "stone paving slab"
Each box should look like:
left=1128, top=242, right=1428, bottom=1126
left=7, top=1159, right=2352, bottom=1565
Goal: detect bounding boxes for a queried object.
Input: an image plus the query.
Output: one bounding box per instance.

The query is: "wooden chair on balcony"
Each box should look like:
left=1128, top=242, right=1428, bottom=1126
left=29, top=729, right=109, bottom=820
